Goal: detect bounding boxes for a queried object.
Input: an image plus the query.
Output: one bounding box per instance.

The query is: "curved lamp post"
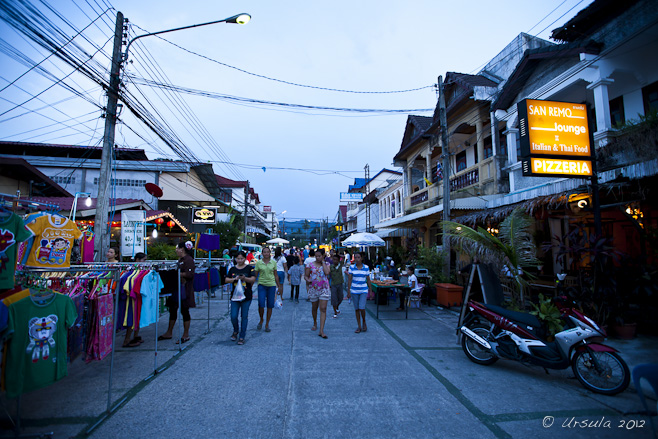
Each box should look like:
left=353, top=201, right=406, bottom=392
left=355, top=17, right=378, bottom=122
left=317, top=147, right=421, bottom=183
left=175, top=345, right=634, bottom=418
left=70, top=192, right=92, bottom=220
left=124, top=13, right=251, bottom=61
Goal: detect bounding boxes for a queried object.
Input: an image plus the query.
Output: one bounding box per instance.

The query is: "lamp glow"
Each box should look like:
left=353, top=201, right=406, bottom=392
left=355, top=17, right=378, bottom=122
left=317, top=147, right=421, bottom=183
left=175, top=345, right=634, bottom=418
left=85, top=196, right=92, bottom=207
left=235, top=14, right=251, bottom=24
left=152, top=228, right=158, bottom=238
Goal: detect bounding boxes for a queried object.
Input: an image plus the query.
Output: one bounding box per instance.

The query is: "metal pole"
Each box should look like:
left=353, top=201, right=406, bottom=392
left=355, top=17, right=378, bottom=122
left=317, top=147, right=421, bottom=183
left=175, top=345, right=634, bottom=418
left=243, top=181, right=249, bottom=242
left=94, top=11, right=124, bottom=262
left=107, top=269, right=121, bottom=412
left=439, top=76, right=451, bottom=278
left=177, top=265, right=182, bottom=352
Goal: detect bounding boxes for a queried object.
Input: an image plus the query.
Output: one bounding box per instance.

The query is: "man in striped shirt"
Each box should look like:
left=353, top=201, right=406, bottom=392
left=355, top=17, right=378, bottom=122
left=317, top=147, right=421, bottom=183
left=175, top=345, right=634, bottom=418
left=346, top=252, right=372, bottom=333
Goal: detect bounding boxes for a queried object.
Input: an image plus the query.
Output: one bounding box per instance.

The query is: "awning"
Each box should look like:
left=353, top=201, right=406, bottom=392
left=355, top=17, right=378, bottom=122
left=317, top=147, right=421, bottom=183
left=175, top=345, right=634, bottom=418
left=375, top=195, right=498, bottom=229
left=247, top=226, right=271, bottom=238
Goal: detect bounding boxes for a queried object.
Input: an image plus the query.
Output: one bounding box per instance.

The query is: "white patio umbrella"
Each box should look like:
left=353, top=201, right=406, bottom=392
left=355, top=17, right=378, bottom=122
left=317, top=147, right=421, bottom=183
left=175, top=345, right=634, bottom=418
left=266, top=237, right=289, bottom=245
left=341, top=232, right=385, bottom=247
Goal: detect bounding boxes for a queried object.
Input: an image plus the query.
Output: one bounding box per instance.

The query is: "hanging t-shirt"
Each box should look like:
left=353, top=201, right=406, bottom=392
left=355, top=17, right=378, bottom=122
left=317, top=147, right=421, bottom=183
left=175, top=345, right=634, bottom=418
left=80, top=233, right=95, bottom=263
left=5, top=291, right=77, bottom=398
left=24, top=215, right=82, bottom=268
left=0, top=213, right=33, bottom=289
left=139, top=271, right=164, bottom=328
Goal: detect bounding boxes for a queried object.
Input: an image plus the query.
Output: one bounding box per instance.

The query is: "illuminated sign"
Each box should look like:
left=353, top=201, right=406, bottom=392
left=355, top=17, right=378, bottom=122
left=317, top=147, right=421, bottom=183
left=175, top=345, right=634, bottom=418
left=518, top=99, right=591, bottom=158
left=340, top=192, right=364, bottom=202
left=192, top=207, right=217, bottom=224
left=522, top=158, right=593, bottom=177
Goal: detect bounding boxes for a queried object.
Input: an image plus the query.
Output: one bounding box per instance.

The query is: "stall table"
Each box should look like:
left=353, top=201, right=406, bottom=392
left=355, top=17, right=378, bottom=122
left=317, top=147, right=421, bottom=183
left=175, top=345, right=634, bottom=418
left=371, top=281, right=411, bottom=319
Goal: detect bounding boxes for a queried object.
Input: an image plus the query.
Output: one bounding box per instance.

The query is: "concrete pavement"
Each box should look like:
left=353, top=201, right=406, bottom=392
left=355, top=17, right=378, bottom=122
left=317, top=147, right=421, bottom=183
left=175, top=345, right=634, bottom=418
left=2, top=283, right=656, bottom=439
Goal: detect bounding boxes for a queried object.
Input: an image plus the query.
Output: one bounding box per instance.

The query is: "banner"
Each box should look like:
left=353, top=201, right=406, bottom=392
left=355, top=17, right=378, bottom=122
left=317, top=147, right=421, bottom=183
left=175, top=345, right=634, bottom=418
left=121, top=210, right=146, bottom=257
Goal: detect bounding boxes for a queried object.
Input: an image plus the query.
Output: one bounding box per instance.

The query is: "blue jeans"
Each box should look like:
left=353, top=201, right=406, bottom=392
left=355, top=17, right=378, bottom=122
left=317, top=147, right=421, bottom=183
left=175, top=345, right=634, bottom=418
left=231, top=299, right=252, bottom=339
left=258, top=284, right=277, bottom=309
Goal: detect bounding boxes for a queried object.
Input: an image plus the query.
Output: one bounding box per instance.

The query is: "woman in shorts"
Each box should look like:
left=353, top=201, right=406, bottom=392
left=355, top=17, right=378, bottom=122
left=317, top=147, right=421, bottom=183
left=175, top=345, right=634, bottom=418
left=346, top=252, right=372, bottom=333
left=304, top=248, right=331, bottom=338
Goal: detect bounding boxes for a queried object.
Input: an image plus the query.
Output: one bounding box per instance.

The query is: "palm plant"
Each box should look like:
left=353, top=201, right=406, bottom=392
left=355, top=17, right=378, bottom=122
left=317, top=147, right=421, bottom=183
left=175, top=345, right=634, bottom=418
left=442, top=207, right=540, bottom=296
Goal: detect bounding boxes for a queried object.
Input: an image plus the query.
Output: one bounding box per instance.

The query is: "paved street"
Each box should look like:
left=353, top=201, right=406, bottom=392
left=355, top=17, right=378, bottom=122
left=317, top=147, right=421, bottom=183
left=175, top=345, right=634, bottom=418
left=3, top=283, right=656, bottom=439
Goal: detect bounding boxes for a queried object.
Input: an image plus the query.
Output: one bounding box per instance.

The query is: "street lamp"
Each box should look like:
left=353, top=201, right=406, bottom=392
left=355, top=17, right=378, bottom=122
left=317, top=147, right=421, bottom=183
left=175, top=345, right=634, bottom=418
left=94, top=11, right=252, bottom=261
left=124, top=13, right=251, bottom=61
left=280, top=210, right=287, bottom=238
left=70, top=192, right=92, bottom=221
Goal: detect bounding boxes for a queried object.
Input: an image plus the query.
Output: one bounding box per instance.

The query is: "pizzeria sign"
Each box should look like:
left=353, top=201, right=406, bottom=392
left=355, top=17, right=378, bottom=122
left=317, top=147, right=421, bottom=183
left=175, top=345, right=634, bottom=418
left=518, top=99, right=593, bottom=178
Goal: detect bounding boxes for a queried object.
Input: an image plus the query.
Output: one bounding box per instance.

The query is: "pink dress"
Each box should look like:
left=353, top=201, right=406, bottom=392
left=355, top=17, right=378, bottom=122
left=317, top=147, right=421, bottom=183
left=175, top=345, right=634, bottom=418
left=307, top=262, right=330, bottom=302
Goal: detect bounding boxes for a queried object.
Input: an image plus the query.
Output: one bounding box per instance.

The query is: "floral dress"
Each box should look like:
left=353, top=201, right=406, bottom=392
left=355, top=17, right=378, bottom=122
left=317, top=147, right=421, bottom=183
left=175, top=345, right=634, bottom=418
left=307, top=262, right=331, bottom=301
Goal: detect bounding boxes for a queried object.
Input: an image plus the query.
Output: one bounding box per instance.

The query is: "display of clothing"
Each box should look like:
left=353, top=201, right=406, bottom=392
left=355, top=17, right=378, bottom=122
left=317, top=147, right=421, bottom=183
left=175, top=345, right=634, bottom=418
left=79, top=232, right=95, bottom=263
left=139, top=271, right=164, bottom=328
left=24, top=214, right=82, bottom=268
left=5, top=291, right=77, bottom=398
left=0, top=213, right=33, bottom=289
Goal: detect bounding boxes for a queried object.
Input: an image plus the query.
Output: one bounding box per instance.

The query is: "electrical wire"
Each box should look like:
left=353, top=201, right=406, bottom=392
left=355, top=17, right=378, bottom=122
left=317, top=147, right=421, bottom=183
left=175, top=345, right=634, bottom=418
left=130, top=22, right=435, bottom=95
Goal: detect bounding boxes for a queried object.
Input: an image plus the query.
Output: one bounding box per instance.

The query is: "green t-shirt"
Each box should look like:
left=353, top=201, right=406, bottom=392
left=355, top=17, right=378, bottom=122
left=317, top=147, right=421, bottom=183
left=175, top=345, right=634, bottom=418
left=6, top=292, right=77, bottom=398
left=254, top=259, right=277, bottom=287
left=330, top=263, right=344, bottom=285
left=0, top=213, right=33, bottom=289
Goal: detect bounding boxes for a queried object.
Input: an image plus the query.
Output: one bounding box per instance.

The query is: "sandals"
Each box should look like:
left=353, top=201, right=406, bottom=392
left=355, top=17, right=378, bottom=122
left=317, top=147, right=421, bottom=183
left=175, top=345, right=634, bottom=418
left=230, top=332, right=238, bottom=341
left=318, top=333, right=328, bottom=339
left=355, top=328, right=362, bottom=333
left=237, top=339, right=245, bottom=345
left=125, top=337, right=142, bottom=347
left=175, top=337, right=190, bottom=345
left=256, top=323, right=263, bottom=330
left=157, top=335, right=172, bottom=341
left=264, top=327, right=271, bottom=332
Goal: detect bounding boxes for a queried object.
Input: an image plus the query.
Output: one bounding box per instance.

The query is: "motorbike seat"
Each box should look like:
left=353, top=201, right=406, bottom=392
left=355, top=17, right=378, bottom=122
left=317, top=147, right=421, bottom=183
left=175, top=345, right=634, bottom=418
left=483, top=304, right=542, bottom=329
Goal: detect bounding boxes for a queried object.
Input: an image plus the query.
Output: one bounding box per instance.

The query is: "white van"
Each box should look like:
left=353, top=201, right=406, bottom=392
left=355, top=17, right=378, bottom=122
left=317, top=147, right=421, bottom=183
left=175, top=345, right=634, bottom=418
left=231, top=242, right=263, bottom=260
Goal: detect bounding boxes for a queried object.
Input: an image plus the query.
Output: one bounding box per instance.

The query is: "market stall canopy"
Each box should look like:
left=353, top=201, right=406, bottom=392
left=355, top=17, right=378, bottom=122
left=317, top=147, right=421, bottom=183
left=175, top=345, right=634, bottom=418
left=266, top=237, right=289, bottom=245
left=342, top=232, right=386, bottom=247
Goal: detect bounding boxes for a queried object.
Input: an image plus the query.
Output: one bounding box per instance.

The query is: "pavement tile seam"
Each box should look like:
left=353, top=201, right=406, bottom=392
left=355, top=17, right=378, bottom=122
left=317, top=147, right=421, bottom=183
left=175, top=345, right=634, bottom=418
left=74, top=314, right=230, bottom=438
left=366, top=307, right=513, bottom=439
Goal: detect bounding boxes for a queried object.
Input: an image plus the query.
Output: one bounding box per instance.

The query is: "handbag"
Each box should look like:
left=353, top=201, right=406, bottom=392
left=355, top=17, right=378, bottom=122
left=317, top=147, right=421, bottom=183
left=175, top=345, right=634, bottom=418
left=231, top=279, right=246, bottom=301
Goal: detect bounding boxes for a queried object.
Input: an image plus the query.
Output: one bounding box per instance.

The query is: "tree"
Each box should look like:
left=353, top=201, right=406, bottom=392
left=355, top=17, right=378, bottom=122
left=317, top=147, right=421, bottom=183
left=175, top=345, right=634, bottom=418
left=443, top=207, right=539, bottom=296
left=302, top=220, right=310, bottom=241
left=213, top=214, right=243, bottom=253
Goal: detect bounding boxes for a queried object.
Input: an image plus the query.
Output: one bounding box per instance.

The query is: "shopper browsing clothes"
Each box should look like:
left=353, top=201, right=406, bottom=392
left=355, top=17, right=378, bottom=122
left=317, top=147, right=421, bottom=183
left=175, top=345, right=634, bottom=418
left=158, top=241, right=195, bottom=344
left=225, top=251, right=256, bottom=345
left=346, top=252, right=372, bottom=333
left=254, top=247, right=282, bottom=332
left=305, top=248, right=331, bottom=338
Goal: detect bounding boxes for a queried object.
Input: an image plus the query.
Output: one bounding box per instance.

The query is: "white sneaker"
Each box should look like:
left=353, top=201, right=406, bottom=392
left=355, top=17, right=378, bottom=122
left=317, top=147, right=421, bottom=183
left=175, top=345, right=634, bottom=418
left=333, top=314, right=338, bottom=318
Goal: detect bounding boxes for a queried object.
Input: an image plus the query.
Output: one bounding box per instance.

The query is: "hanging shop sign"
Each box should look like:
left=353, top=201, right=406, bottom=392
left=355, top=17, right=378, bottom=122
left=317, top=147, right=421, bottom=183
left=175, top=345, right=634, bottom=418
left=340, top=192, right=364, bottom=202
left=192, top=207, right=217, bottom=224
left=518, top=99, right=593, bottom=178
left=121, top=210, right=146, bottom=257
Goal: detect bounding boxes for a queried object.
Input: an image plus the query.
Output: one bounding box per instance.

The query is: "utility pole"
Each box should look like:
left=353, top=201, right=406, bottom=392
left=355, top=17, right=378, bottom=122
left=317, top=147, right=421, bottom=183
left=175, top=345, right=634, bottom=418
left=94, top=11, right=124, bottom=261
left=439, top=76, right=451, bottom=278
left=243, top=181, right=249, bottom=243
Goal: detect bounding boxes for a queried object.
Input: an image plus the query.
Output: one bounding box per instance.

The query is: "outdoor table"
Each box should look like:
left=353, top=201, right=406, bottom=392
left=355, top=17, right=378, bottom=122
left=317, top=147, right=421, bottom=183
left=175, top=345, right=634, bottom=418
left=371, top=281, right=409, bottom=319
left=527, top=279, right=558, bottom=297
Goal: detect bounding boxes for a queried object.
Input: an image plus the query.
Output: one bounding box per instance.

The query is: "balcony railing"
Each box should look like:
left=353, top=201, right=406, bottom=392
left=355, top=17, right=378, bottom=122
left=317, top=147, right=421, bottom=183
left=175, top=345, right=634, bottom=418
left=450, top=168, right=479, bottom=191
left=404, top=184, right=440, bottom=212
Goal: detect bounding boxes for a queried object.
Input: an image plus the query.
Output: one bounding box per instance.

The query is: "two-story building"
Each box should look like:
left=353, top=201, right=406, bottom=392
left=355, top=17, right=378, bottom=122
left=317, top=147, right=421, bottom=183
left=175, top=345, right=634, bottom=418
left=377, top=33, right=552, bottom=246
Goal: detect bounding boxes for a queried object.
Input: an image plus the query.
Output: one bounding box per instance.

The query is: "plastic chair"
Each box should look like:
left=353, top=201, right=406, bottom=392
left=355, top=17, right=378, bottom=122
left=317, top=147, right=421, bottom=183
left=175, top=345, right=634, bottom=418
left=406, top=284, right=424, bottom=309
left=632, top=363, right=658, bottom=438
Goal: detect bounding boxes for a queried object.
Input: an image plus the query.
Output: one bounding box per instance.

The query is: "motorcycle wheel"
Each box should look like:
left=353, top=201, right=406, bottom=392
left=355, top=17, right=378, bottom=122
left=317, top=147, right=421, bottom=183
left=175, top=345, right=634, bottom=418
left=462, top=324, right=498, bottom=366
left=571, top=350, right=630, bottom=395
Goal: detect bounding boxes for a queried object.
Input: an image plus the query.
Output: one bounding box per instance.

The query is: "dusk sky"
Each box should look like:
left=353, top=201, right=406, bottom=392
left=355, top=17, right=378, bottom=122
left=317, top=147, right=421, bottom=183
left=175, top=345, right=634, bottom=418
left=0, top=0, right=594, bottom=221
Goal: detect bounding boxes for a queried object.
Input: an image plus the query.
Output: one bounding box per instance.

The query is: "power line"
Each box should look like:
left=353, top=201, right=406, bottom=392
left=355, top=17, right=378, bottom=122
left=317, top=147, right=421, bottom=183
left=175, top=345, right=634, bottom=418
left=125, top=76, right=434, bottom=115
left=130, top=22, right=435, bottom=95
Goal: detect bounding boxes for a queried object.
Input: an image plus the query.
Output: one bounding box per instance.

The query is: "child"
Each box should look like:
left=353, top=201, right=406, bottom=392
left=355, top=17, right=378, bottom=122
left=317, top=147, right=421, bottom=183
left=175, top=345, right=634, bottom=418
left=288, top=256, right=304, bottom=303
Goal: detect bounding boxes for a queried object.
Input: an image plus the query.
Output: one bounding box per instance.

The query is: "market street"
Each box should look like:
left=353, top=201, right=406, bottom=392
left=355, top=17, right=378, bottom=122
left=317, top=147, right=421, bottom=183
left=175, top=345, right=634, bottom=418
left=6, top=283, right=655, bottom=439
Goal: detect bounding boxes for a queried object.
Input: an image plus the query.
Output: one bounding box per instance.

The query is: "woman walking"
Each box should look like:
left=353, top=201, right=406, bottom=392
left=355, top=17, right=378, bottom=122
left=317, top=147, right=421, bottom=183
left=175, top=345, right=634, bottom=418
left=159, top=241, right=195, bottom=344
left=346, top=252, right=372, bottom=333
left=329, top=253, right=344, bottom=318
left=226, top=251, right=256, bottom=345
left=305, top=248, right=331, bottom=338
left=254, top=247, right=282, bottom=332
left=274, top=247, right=288, bottom=287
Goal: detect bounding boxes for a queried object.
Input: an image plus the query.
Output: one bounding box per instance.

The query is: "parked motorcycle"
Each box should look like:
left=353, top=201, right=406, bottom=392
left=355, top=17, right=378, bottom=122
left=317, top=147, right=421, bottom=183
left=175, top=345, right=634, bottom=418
left=459, top=296, right=630, bottom=395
